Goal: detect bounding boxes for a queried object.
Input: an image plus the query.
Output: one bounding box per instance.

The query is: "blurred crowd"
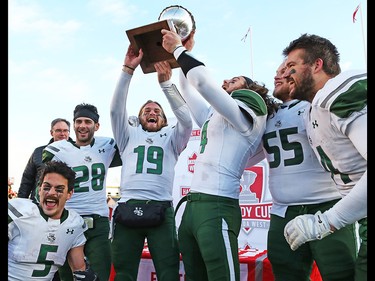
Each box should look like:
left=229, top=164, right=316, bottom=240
left=8, top=177, right=18, bottom=199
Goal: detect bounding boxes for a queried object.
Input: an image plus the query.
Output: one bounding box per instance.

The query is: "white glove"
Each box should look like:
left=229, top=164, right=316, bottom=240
left=284, top=211, right=333, bottom=251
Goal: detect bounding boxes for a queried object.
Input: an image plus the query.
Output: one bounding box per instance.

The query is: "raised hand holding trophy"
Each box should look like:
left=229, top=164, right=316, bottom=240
left=126, top=5, right=195, bottom=74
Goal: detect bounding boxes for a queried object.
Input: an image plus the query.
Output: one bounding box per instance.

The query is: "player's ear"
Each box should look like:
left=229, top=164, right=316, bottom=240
left=67, top=189, right=74, bottom=200
left=94, top=122, right=100, bottom=131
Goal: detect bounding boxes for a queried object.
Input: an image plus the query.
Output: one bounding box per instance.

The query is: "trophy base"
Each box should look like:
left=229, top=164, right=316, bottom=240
left=126, top=20, right=179, bottom=74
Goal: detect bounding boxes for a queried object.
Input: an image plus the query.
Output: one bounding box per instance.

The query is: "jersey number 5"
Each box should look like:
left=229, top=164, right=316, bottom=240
left=32, top=244, right=58, bottom=277
left=262, top=127, right=303, bottom=168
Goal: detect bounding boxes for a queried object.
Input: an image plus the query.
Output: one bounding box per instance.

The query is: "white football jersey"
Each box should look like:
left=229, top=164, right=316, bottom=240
left=43, top=137, right=118, bottom=216
left=190, top=92, right=267, bottom=199
left=116, top=125, right=188, bottom=202
left=8, top=198, right=87, bottom=281
left=175, top=62, right=268, bottom=199
left=111, top=72, right=192, bottom=202
left=263, top=100, right=341, bottom=217
left=306, top=70, right=367, bottom=196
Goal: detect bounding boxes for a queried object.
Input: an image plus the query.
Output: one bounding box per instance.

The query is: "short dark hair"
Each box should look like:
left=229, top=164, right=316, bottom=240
left=73, top=103, right=100, bottom=123
left=38, top=161, right=76, bottom=192
left=282, top=33, right=341, bottom=76
left=50, top=118, right=71, bottom=130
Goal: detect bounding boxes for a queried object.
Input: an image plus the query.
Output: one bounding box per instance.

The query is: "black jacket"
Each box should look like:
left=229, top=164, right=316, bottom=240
left=17, top=138, right=73, bottom=200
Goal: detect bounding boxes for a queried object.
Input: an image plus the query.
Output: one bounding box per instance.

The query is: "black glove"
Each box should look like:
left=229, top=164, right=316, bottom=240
left=73, top=266, right=99, bottom=281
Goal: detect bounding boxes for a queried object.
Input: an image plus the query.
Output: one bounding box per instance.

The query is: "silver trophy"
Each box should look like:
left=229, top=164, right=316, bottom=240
left=158, top=5, right=196, bottom=41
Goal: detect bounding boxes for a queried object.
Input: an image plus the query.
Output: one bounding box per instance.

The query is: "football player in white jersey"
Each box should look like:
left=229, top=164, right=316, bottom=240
left=42, top=103, right=122, bottom=281
left=161, top=29, right=274, bottom=281
left=109, top=45, right=192, bottom=281
left=262, top=62, right=357, bottom=280
left=282, top=34, right=367, bottom=281
left=8, top=161, right=98, bottom=281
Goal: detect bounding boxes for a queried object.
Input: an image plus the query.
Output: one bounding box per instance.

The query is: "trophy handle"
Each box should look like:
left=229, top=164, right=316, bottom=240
left=167, top=19, right=177, bottom=33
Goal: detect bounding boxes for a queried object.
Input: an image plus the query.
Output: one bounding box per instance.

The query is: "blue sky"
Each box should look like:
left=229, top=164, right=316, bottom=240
left=9, top=0, right=367, bottom=190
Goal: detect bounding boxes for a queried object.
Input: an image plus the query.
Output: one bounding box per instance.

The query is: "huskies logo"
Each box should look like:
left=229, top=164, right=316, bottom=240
left=84, top=156, right=92, bottom=163
left=239, top=166, right=272, bottom=236
left=47, top=233, right=56, bottom=243
left=134, top=207, right=144, bottom=216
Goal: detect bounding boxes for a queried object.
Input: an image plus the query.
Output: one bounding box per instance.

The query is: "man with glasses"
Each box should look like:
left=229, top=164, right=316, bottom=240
left=18, top=118, right=72, bottom=202
left=42, top=103, right=122, bottom=281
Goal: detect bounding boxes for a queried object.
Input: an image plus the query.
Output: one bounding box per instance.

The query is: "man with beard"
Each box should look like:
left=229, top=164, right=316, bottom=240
left=42, top=103, right=122, bottom=281
left=282, top=33, right=367, bottom=281
left=109, top=45, right=192, bottom=281
left=261, top=62, right=357, bottom=281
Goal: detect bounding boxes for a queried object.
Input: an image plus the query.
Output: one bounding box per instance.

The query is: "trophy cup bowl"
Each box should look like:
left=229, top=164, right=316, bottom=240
left=158, top=5, right=196, bottom=41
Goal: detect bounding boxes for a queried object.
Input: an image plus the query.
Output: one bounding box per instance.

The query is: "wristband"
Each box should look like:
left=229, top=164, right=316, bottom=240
left=173, top=45, right=183, bottom=53
left=123, top=64, right=135, bottom=71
